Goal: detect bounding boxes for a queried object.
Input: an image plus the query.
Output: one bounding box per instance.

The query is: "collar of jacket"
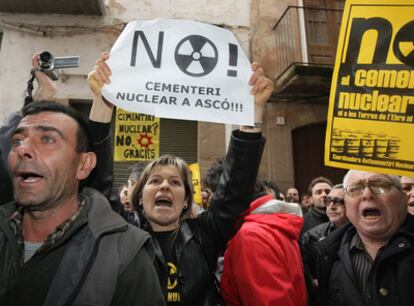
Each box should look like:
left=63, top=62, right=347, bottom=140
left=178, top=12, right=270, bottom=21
left=0, top=202, right=18, bottom=241
left=314, top=214, right=414, bottom=255
left=307, top=221, right=337, bottom=240
left=151, top=221, right=195, bottom=264
left=178, top=221, right=193, bottom=242
left=247, top=194, right=303, bottom=217
left=78, top=187, right=129, bottom=237
left=312, top=222, right=352, bottom=255
left=0, top=187, right=128, bottom=239
left=397, top=214, right=414, bottom=238
left=343, top=213, right=414, bottom=247
left=311, top=206, right=327, bottom=218
left=312, top=215, right=414, bottom=306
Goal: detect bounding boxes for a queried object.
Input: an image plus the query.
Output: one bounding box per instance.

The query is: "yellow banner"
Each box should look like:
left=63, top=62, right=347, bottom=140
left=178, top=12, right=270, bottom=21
left=189, top=163, right=202, bottom=206
left=114, top=108, right=160, bottom=161
left=325, top=0, right=414, bottom=176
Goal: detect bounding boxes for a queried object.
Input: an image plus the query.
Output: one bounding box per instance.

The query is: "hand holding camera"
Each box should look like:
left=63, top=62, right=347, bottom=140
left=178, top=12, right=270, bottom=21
left=37, top=51, right=80, bottom=80
left=25, top=51, right=80, bottom=105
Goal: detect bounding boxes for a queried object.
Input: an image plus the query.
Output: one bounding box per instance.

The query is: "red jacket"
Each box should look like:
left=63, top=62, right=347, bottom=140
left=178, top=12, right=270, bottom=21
left=221, top=194, right=307, bottom=306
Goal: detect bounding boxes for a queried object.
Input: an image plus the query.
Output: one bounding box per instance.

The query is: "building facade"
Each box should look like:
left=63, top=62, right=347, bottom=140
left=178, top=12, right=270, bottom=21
left=0, top=0, right=347, bottom=193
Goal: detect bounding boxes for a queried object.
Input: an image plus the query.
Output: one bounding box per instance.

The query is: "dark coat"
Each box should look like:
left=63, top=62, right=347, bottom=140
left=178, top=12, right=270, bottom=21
left=150, top=130, right=265, bottom=306
left=310, top=214, right=414, bottom=306
left=300, top=221, right=336, bottom=251
left=0, top=187, right=165, bottom=306
left=301, top=208, right=329, bottom=234
left=79, top=120, right=265, bottom=305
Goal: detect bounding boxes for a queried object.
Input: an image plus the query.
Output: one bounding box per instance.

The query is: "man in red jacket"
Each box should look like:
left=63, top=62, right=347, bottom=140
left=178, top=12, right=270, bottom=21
left=220, top=183, right=308, bottom=306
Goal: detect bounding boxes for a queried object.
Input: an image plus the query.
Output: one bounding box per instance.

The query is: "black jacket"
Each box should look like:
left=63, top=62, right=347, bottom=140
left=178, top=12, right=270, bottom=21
left=300, top=221, right=336, bottom=251
left=86, top=119, right=265, bottom=305
left=309, top=214, right=414, bottom=306
left=0, top=187, right=165, bottom=306
left=301, top=207, right=329, bottom=234
left=148, top=130, right=265, bottom=306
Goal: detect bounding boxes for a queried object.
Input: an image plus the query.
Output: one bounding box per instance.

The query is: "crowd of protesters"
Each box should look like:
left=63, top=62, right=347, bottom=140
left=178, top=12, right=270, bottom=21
left=0, top=51, right=413, bottom=306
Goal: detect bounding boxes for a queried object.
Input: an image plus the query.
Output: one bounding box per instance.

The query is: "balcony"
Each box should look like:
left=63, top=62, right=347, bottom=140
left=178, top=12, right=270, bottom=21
left=273, top=6, right=343, bottom=100
left=0, top=0, right=105, bottom=16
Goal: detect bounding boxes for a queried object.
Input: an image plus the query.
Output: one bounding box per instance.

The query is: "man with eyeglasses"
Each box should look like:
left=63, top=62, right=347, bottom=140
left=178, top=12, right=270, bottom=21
left=307, top=170, right=414, bottom=306
left=301, top=184, right=348, bottom=305
left=301, top=184, right=348, bottom=254
left=400, top=176, right=414, bottom=215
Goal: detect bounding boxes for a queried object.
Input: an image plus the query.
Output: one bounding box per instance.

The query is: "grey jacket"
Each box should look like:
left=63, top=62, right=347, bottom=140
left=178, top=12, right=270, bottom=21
left=0, top=187, right=165, bottom=306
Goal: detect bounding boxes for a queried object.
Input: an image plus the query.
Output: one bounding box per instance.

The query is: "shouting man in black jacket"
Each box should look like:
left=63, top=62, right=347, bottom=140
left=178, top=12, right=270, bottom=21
left=309, top=170, right=414, bottom=306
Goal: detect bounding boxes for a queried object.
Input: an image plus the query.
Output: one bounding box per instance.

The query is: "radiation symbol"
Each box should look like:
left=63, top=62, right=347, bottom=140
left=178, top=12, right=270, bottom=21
left=175, top=35, right=218, bottom=77
left=167, top=262, right=178, bottom=290
left=393, top=20, right=414, bottom=67
left=137, top=133, right=153, bottom=148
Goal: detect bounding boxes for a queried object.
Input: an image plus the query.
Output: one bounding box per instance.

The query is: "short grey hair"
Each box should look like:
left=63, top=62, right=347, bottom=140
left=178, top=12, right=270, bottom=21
left=343, top=170, right=402, bottom=188
left=332, top=183, right=344, bottom=190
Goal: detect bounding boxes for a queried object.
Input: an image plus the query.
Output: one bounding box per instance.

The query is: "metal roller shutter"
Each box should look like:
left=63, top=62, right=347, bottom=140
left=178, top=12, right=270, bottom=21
left=113, top=118, right=198, bottom=189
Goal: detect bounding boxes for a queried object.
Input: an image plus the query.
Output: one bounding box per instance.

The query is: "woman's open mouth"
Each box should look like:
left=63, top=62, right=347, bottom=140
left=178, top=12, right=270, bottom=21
left=155, top=196, right=173, bottom=207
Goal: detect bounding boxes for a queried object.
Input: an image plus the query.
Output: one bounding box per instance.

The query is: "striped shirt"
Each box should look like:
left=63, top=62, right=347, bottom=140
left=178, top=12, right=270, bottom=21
left=349, top=233, right=375, bottom=305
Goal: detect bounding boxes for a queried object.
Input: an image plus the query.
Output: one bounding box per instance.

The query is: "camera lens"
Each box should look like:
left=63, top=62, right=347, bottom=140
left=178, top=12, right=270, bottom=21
left=39, top=51, right=54, bottom=70
left=40, top=51, right=51, bottom=61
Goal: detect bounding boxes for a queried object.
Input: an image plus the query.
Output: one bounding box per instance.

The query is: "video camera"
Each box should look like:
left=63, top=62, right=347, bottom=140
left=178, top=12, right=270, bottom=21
left=38, top=51, right=80, bottom=81
left=24, top=51, right=80, bottom=106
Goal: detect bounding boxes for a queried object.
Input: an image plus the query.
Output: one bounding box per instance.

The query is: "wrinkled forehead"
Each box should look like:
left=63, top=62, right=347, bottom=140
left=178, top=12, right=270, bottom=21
left=288, top=188, right=298, bottom=194
left=328, top=188, right=345, bottom=198
left=346, top=171, right=389, bottom=184
left=150, top=164, right=182, bottom=177
left=312, top=182, right=331, bottom=192
left=18, top=112, right=78, bottom=134
left=401, top=176, right=414, bottom=184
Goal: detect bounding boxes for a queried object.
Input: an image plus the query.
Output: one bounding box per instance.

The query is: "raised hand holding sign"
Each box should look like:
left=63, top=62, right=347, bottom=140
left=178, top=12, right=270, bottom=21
left=101, top=19, right=255, bottom=125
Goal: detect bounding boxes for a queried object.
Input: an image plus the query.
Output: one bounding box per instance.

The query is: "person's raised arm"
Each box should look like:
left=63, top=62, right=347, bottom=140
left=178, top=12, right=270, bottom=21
left=240, top=62, right=273, bottom=134
left=197, top=63, right=272, bottom=266
left=84, top=52, right=118, bottom=203
left=87, top=52, right=114, bottom=123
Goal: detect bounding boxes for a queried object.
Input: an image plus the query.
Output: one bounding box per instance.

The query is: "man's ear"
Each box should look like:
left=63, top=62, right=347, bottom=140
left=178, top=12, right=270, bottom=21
left=77, top=152, right=97, bottom=180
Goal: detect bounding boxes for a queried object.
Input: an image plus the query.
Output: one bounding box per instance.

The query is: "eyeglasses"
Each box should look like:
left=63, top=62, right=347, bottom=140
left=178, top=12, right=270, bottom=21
left=327, top=197, right=345, bottom=205
left=344, top=180, right=401, bottom=198
left=402, top=184, right=414, bottom=193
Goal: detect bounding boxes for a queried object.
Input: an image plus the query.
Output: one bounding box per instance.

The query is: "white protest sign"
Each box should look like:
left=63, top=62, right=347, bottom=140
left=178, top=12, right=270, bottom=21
left=102, top=19, right=254, bottom=125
